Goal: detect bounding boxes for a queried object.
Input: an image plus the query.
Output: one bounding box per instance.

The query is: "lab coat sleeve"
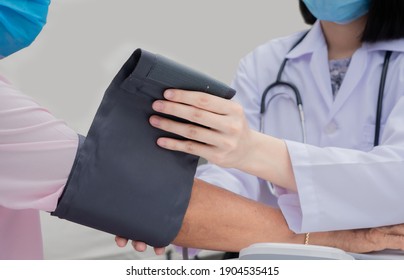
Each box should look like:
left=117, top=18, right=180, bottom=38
left=0, top=77, right=78, bottom=211
left=281, top=96, right=404, bottom=233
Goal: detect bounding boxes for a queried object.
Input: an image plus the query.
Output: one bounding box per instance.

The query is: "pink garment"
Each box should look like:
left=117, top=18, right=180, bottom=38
left=0, top=75, right=78, bottom=259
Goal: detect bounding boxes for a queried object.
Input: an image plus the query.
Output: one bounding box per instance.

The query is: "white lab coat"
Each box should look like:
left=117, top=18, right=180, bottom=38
left=196, top=21, right=404, bottom=233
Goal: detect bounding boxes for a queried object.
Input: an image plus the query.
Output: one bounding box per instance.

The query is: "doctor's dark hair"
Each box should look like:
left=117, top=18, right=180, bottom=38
left=299, top=0, right=404, bottom=42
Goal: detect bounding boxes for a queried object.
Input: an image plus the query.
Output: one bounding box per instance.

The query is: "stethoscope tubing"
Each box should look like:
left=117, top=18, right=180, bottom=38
left=374, top=51, right=392, bottom=146
left=259, top=32, right=391, bottom=147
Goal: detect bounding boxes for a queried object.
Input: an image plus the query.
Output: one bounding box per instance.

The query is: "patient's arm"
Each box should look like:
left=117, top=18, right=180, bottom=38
left=173, top=179, right=302, bottom=251
left=117, top=179, right=404, bottom=253
left=173, top=179, right=404, bottom=253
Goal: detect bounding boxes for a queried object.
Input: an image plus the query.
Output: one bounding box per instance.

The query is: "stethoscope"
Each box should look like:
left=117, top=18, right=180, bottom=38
left=259, top=32, right=392, bottom=147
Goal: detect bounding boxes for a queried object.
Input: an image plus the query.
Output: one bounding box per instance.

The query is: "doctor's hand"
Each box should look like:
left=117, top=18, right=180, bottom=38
left=373, top=224, right=404, bottom=237
left=150, top=89, right=297, bottom=190
left=313, top=224, right=404, bottom=253
left=115, top=236, right=166, bottom=255
left=149, top=89, right=253, bottom=169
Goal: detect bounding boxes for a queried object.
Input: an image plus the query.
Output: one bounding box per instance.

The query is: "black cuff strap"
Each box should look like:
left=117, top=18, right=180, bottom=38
left=51, top=49, right=236, bottom=247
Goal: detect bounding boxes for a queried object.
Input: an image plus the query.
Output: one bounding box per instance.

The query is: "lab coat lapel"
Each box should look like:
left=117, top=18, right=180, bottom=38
left=309, top=46, right=333, bottom=111
left=329, top=48, right=368, bottom=118
left=286, top=22, right=334, bottom=111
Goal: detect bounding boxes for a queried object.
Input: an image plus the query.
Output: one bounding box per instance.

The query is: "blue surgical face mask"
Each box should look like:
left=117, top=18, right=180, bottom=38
left=0, top=0, right=50, bottom=58
left=302, top=0, right=371, bottom=25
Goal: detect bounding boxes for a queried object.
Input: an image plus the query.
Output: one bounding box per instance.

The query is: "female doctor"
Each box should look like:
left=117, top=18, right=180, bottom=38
left=3, top=0, right=404, bottom=260
left=148, top=0, right=404, bottom=234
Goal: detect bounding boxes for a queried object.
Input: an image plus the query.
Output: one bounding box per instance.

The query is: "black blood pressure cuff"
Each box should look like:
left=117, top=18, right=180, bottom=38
left=51, top=49, right=236, bottom=247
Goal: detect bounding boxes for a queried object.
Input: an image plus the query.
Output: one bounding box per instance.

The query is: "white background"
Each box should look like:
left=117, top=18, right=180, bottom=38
left=0, top=0, right=308, bottom=259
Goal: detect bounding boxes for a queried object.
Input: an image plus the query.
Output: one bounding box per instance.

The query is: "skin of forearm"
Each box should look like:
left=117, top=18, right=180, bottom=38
left=172, top=179, right=398, bottom=254
left=237, top=130, right=298, bottom=192
left=173, top=179, right=304, bottom=252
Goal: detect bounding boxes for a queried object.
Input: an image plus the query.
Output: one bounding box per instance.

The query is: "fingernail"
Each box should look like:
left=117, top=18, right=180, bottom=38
left=152, top=101, right=164, bottom=111
left=157, top=138, right=167, bottom=147
left=164, top=90, right=174, bottom=99
left=149, top=116, right=160, bottom=126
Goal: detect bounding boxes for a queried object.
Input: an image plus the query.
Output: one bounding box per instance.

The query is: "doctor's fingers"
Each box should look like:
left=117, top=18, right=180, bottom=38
left=375, top=224, right=404, bottom=236
left=367, top=228, right=404, bottom=251
left=382, top=234, right=404, bottom=250
left=150, top=116, right=225, bottom=147
left=152, top=99, right=241, bottom=133
left=163, top=89, right=236, bottom=115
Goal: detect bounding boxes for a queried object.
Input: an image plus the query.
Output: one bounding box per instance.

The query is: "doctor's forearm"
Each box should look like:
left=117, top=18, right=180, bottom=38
left=236, top=130, right=298, bottom=192
left=172, top=179, right=302, bottom=252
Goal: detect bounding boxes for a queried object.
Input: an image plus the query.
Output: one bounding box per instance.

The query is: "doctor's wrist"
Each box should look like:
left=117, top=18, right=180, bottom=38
left=237, top=131, right=296, bottom=191
left=300, top=231, right=337, bottom=249
left=303, top=230, right=378, bottom=253
left=304, top=233, right=310, bottom=245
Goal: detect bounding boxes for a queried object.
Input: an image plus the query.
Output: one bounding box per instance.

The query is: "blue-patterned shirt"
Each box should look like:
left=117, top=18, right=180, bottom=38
left=329, top=57, right=351, bottom=98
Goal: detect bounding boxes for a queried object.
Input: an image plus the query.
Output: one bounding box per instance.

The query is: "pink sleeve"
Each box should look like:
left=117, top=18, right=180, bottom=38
left=0, top=77, right=79, bottom=211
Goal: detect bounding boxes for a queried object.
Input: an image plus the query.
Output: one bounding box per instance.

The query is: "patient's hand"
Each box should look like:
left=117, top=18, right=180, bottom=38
left=115, top=236, right=166, bottom=255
